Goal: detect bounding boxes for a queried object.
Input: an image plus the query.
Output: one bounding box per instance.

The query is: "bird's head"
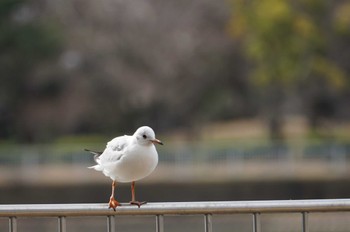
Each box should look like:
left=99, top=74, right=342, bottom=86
left=134, top=126, right=163, bottom=146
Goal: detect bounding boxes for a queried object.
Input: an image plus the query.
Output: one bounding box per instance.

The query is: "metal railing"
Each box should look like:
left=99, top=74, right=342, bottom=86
left=1, top=199, right=350, bottom=232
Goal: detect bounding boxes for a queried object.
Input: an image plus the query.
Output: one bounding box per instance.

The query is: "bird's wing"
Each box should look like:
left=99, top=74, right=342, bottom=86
left=106, top=135, right=129, bottom=151
left=98, top=135, right=130, bottom=163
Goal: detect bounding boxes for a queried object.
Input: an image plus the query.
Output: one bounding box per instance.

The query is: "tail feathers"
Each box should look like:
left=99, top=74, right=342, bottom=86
left=88, top=164, right=103, bottom=171
left=84, top=148, right=102, bottom=156
left=84, top=148, right=102, bottom=163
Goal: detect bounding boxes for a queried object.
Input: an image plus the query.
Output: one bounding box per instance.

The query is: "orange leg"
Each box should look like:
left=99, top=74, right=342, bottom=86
left=129, top=181, right=147, bottom=208
left=108, top=181, right=121, bottom=210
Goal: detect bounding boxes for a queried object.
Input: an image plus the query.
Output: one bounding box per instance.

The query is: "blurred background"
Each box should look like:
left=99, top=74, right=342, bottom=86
left=1, top=0, right=350, bottom=231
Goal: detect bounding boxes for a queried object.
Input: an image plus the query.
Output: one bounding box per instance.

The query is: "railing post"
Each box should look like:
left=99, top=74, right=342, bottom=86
left=204, top=214, right=212, bottom=232
left=302, top=212, right=309, bottom=232
left=107, top=215, right=115, bottom=232
left=156, top=214, right=164, bottom=232
left=9, top=217, right=17, bottom=232
left=58, top=216, right=66, bottom=232
left=252, top=213, right=261, bottom=232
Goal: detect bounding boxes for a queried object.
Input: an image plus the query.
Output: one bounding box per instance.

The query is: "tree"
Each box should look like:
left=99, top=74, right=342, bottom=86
left=228, top=0, right=348, bottom=139
left=0, top=0, right=62, bottom=141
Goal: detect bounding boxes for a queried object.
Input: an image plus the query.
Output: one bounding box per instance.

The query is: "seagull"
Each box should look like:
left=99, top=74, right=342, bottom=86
left=85, top=126, right=163, bottom=210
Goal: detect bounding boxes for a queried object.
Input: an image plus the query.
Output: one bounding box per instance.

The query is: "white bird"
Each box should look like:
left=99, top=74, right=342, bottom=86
left=85, top=126, right=163, bottom=210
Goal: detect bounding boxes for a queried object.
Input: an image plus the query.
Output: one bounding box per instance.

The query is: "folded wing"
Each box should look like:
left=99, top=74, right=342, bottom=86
left=87, top=135, right=131, bottom=171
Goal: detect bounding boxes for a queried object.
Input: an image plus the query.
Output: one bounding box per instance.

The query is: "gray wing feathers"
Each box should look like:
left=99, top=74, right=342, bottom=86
left=85, top=135, right=129, bottom=172
left=107, top=135, right=129, bottom=151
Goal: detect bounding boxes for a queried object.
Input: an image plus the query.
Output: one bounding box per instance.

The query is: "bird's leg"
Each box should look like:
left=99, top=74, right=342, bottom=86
left=129, top=181, right=147, bottom=208
left=108, top=181, right=121, bottom=210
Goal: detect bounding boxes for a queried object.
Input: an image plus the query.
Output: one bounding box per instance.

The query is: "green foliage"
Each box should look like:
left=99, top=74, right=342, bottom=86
left=333, top=2, right=350, bottom=36
left=0, top=0, right=61, bottom=62
left=0, top=0, right=62, bottom=140
left=0, top=0, right=21, bottom=19
left=228, top=0, right=347, bottom=88
left=228, top=0, right=349, bottom=139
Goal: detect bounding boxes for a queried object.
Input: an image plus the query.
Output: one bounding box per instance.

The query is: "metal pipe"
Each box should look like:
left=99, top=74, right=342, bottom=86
left=107, top=215, right=115, bottom=232
left=0, top=199, right=349, bottom=217
left=58, top=216, right=66, bottom=232
left=156, top=215, right=164, bottom=232
left=302, top=212, right=309, bottom=232
left=204, top=214, right=212, bottom=232
left=252, top=213, right=261, bottom=232
left=9, top=217, right=17, bottom=232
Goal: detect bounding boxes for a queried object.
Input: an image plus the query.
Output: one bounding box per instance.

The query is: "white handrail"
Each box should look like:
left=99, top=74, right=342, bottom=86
left=1, top=199, right=350, bottom=217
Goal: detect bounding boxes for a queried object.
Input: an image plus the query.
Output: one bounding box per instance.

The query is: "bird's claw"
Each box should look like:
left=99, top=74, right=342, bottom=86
left=129, top=201, right=147, bottom=208
left=108, top=197, right=121, bottom=211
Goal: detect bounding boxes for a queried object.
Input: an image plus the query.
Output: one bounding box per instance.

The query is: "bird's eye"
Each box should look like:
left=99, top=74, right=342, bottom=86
left=143, top=134, right=147, bottom=139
